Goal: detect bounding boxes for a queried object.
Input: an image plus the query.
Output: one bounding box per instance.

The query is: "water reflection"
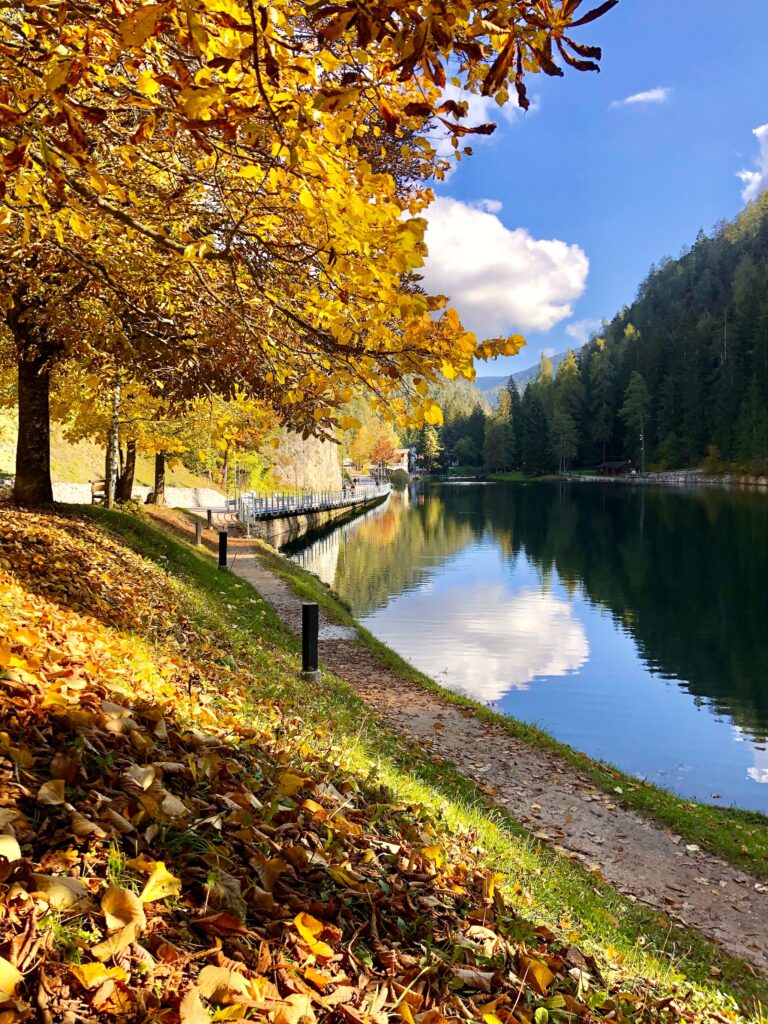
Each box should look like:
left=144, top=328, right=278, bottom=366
left=286, top=482, right=768, bottom=810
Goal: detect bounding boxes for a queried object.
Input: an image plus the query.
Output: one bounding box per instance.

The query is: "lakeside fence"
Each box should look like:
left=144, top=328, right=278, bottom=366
left=237, top=483, right=390, bottom=530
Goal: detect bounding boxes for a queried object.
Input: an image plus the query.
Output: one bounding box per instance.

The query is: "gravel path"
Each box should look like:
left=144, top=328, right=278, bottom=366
left=154, top=512, right=768, bottom=973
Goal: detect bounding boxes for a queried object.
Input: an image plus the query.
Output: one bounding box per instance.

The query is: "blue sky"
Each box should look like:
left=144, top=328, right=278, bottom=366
left=421, top=0, right=768, bottom=376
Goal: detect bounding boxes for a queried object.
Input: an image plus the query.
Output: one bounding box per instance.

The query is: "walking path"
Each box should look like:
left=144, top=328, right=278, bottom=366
left=155, top=511, right=768, bottom=973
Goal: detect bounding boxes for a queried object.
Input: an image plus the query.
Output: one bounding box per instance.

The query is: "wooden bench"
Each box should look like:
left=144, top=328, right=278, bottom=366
left=90, top=479, right=106, bottom=505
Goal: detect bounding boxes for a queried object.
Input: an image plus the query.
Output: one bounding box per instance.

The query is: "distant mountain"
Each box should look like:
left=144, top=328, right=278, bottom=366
left=476, top=349, right=576, bottom=405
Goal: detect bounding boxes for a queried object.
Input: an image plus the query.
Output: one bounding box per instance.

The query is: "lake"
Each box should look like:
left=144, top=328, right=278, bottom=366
left=284, top=481, right=768, bottom=813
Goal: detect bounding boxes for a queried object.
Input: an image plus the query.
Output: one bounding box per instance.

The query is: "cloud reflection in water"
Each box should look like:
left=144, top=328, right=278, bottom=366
left=369, top=582, right=589, bottom=704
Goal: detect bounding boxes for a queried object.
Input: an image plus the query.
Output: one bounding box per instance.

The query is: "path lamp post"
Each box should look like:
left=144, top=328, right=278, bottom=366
left=218, top=530, right=229, bottom=571
left=301, top=603, right=321, bottom=683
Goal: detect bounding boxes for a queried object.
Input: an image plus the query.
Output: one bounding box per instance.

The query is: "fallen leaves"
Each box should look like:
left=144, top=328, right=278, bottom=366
left=139, top=861, right=182, bottom=903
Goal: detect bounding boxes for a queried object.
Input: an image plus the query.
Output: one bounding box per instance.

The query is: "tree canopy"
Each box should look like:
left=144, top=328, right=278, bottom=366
left=0, top=0, right=617, bottom=502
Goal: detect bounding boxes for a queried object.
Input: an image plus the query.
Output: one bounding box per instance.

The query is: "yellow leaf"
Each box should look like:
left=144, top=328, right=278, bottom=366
left=91, top=922, right=139, bottom=961
left=518, top=955, right=555, bottom=996
left=423, top=402, right=443, bottom=426
left=102, top=885, right=147, bottom=931
left=69, top=211, right=93, bottom=240
left=30, top=873, right=89, bottom=910
left=197, top=965, right=250, bottom=1004
left=294, top=913, right=335, bottom=959
left=70, top=962, right=127, bottom=990
left=0, top=834, right=21, bottom=863
left=398, top=1001, right=416, bottom=1024
left=0, top=956, right=23, bottom=997
left=0, top=207, right=12, bottom=232
left=136, top=69, right=161, bottom=97
left=275, top=771, right=307, bottom=799
left=298, top=188, right=315, bottom=209
left=37, top=779, right=65, bottom=805
left=139, top=861, right=181, bottom=902
left=120, top=4, right=163, bottom=47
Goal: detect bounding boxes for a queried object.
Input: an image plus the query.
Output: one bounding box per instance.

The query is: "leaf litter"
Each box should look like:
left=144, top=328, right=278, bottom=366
left=0, top=509, right=745, bottom=1023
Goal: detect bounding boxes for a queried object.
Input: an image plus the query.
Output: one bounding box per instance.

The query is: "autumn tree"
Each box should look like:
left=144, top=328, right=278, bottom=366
left=0, top=0, right=617, bottom=503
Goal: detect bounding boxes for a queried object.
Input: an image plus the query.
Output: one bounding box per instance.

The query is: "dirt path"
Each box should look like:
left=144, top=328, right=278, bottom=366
left=153, top=513, right=768, bottom=972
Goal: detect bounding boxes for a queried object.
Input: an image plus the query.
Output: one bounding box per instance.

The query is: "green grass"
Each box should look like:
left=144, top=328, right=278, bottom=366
left=78, top=505, right=768, bottom=1015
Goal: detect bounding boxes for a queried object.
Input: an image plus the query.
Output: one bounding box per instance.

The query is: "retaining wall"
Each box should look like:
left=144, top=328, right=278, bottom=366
left=251, top=491, right=388, bottom=547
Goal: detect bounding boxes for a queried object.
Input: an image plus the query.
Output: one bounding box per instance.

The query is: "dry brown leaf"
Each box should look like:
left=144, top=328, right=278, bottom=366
left=102, top=884, right=147, bottom=931
left=452, top=966, right=494, bottom=992
left=124, top=763, right=156, bottom=791
left=196, top=964, right=250, bottom=1003
left=273, top=993, right=316, bottom=1024
left=179, top=986, right=211, bottom=1024
left=0, top=835, right=21, bottom=863
left=36, top=779, right=65, bottom=805
left=91, top=921, right=139, bottom=961
left=30, top=873, right=89, bottom=909
left=161, top=791, right=189, bottom=817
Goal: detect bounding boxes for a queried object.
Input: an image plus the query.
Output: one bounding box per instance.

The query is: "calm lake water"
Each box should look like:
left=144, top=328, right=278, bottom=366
left=284, top=482, right=768, bottom=813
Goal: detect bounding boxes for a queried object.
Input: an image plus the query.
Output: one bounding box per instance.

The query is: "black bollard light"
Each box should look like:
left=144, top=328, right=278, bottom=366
left=207, top=508, right=213, bottom=529
left=195, top=520, right=203, bottom=546
left=301, top=603, right=320, bottom=682
left=218, top=530, right=229, bottom=571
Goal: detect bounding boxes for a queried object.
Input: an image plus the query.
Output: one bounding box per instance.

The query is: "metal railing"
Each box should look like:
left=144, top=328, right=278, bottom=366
left=237, top=483, right=390, bottom=529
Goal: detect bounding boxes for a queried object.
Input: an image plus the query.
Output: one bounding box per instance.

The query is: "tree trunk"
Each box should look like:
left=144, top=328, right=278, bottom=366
left=221, top=446, right=230, bottom=492
left=14, top=344, right=54, bottom=505
left=117, top=440, right=137, bottom=501
left=153, top=452, right=166, bottom=506
left=105, top=372, right=121, bottom=508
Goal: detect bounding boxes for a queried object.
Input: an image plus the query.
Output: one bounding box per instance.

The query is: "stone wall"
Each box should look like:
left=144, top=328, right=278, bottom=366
left=270, top=434, right=341, bottom=492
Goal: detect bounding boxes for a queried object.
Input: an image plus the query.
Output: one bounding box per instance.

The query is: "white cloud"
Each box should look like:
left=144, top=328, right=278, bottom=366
left=737, top=123, right=768, bottom=204
left=748, top=746, right=768, bottom=785
left=566, top=318, right=602, bottom=345
left=610, top=87, right=671, bottom=109
left=475, top=198, right=503, bottom=214
left=542, top=347, right=556, bottom=359
left=421, top=197, right=589, bottom=338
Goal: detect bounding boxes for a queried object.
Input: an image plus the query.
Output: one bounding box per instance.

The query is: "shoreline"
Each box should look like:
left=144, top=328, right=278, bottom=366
left=246, top=531, right=768, bottom=878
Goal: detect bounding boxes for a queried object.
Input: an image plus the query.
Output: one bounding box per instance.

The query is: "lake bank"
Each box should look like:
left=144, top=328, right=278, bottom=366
left=212, top=521, right=768, bottom=973
left=7, top=502, right=762, bottom=1015
left=81, top=503, right=768, bottom=1006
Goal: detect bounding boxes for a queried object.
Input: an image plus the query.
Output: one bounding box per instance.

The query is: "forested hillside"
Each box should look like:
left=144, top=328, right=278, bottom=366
left=477, top=193, right=768, bottom=475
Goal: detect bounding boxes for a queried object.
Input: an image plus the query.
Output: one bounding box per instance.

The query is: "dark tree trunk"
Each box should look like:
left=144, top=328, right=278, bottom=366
left=117, top=440, right=137, bottom=501
left=153, top=452, right=166, bottom=506
left=14, top=342, right=54, bottom=505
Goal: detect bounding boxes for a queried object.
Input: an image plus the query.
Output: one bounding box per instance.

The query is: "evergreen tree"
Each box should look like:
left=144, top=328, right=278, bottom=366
left=550, top=409, right=579, bottom=475
left=620, top=371, right=651, bottom=471
left=587, top=339, right=614, bottom=461
left=507, top=380, right=524, bottom=468
left=520, top=388, right=552, bottom=475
